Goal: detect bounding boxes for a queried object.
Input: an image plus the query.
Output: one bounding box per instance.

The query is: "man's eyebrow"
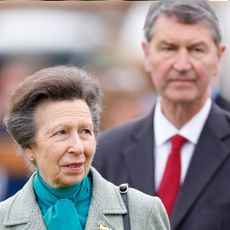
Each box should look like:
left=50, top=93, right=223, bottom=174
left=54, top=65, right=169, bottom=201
left=190, top=41, right=206, bottom=46
left=188, top=42, right=209, bottom=50
left=158, top=40, right=178, bottom=47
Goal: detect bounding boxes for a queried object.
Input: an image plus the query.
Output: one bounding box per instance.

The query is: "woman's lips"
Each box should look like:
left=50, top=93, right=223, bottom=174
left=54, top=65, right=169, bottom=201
left=64, top=162, right=83, bottom=172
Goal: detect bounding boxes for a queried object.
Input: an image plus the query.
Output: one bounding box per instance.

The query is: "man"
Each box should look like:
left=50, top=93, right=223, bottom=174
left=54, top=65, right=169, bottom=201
left=93, top=1, right=230, bottom=229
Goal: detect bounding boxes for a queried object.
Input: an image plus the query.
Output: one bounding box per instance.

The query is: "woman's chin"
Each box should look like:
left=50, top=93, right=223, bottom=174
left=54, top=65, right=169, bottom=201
left=59, top=175, right=85, bottom=188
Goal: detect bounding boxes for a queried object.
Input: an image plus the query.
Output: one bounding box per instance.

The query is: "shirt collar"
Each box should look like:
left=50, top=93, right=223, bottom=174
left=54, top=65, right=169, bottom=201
left=154, top=97, right=212, bottom=146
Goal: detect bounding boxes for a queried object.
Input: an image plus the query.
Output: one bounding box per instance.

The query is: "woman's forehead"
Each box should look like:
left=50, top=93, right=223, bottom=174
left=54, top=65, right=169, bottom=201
left=34, top=99, right=92, bottom=128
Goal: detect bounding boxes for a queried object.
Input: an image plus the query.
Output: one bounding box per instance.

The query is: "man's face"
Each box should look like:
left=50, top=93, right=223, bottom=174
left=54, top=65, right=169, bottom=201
left=142, top=15, right=225, bottom=107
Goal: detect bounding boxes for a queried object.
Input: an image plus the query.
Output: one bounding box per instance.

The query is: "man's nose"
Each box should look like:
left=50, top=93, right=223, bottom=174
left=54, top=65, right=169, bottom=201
left=173, top=51, right=192, bottom=72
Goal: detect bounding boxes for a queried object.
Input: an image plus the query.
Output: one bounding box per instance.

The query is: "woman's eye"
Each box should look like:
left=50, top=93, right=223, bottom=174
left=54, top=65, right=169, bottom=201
left=55, top=130, right=66, bottom=135
left=79, top=129, right=92, bottom=139
left=80, top=129, right=93, bottom=137
left=82, top=129, right=91, bottom=135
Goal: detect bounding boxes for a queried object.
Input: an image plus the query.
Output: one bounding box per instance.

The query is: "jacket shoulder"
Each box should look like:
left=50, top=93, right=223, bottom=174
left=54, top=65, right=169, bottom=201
left=97, top=113, right=152, bottom=147
left=127, top=188, right=170, bottom=229
left=99, top=117, right=145, bottom=138
left=0, top=194, right=18, bottom=227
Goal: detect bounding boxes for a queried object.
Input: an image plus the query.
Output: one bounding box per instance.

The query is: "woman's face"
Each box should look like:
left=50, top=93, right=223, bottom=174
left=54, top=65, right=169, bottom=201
left=26, top=99, right=96, bottom=188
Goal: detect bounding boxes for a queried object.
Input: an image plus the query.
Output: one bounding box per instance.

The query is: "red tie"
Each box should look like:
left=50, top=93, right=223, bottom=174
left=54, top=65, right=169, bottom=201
left=157, top=134, right=187, bottom=217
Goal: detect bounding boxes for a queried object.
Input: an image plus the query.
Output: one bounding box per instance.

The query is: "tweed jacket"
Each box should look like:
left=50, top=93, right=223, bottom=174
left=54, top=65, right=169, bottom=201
left=0, top=167, right=170, bottom=230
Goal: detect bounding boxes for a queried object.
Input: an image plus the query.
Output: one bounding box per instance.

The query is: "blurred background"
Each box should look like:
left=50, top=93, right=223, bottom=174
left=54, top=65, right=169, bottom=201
left=0, top=1, right=229, bottom=201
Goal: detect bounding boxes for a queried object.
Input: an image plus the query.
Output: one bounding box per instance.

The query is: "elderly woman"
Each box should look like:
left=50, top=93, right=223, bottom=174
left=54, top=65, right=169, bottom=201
left=0, top=66, right=170, bottom=230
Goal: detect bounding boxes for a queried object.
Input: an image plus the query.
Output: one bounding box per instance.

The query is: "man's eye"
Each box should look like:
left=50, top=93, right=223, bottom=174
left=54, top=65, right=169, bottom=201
left=192, top=48, right=203, bottom=53
left=163, top=47, right=174, bottom=51
left=190, top=47, right=206, bottom=58
left=160, top=46, right=177, bottom=56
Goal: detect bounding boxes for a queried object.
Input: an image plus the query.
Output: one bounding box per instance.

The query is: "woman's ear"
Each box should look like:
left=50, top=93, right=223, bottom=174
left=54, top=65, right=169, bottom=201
left=24, top=146, right=35, bottom=162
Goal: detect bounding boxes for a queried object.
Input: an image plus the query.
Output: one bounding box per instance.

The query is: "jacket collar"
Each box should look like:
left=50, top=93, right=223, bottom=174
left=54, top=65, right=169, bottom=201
left=4, top=168, right=127, bottom=230
left=86, top=167, right=127, bottom=230
left=122, top=109, right=156, bottom=195
left=3, top=173, right=46, bottom=229
left=171, top=103, right=230, bottom=229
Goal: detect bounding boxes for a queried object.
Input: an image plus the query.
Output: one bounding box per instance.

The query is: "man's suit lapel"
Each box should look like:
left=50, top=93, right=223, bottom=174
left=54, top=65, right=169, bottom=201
left=122, top=111, right=156, bottom=196
left=171, top=104, right=230, bottom=229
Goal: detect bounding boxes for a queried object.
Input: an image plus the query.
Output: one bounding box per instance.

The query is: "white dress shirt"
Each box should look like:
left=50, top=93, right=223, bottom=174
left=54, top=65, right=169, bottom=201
left=154, top=97, right=212, bottom=190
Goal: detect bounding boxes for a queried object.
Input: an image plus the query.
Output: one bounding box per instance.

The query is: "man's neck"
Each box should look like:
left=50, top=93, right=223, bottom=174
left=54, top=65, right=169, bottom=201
left=160, top=98, right=208, bottom=129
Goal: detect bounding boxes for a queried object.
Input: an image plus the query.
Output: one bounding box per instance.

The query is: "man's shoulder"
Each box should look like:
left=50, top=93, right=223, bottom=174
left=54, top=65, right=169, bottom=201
left=214, top=94, right=230, bottom=112
left=210, top=102, right=230, bottom=124
left=98, top=113, right=152, bottom=141
left=94, top=114, right=153, bottom=167
left=99, top=121, right=136, bottom=139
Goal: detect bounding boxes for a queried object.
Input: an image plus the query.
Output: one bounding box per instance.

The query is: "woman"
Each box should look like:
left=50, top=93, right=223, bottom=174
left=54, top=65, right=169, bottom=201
left=0, top=66, right=170, bottom=230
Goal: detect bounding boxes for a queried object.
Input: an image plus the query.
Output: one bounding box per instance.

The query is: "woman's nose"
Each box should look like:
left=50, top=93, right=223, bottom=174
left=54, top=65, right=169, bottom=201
left=67, top=133, right=84, bottom=155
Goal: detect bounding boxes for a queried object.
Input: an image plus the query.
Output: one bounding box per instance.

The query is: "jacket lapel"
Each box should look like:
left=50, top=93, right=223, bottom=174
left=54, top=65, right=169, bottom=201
left=5, top=169, right=127, bottom=230
left=3, top=174, right=46, bottom=229
left=86, top=168, right=127, bottom=230
left=123, top=111, right=156, bottom=196
left=171, top=104, right=230, bottom=229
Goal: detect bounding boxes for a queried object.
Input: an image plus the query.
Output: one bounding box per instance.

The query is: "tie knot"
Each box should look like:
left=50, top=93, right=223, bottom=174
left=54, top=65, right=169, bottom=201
left=171, top=134, right=187, bottom=151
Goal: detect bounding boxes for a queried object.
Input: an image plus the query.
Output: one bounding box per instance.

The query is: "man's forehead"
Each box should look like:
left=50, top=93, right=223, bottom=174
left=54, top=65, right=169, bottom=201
left=151, top=15, right=214, bottom=41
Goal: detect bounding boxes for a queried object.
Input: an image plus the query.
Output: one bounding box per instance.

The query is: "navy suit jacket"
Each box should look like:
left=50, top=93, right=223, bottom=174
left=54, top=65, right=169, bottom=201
left=93, top=103, right=230, bottom=230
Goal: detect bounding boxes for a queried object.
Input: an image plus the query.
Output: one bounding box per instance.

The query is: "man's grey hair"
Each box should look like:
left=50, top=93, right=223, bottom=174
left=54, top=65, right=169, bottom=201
left=143, top=0, right=222, bottom=46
